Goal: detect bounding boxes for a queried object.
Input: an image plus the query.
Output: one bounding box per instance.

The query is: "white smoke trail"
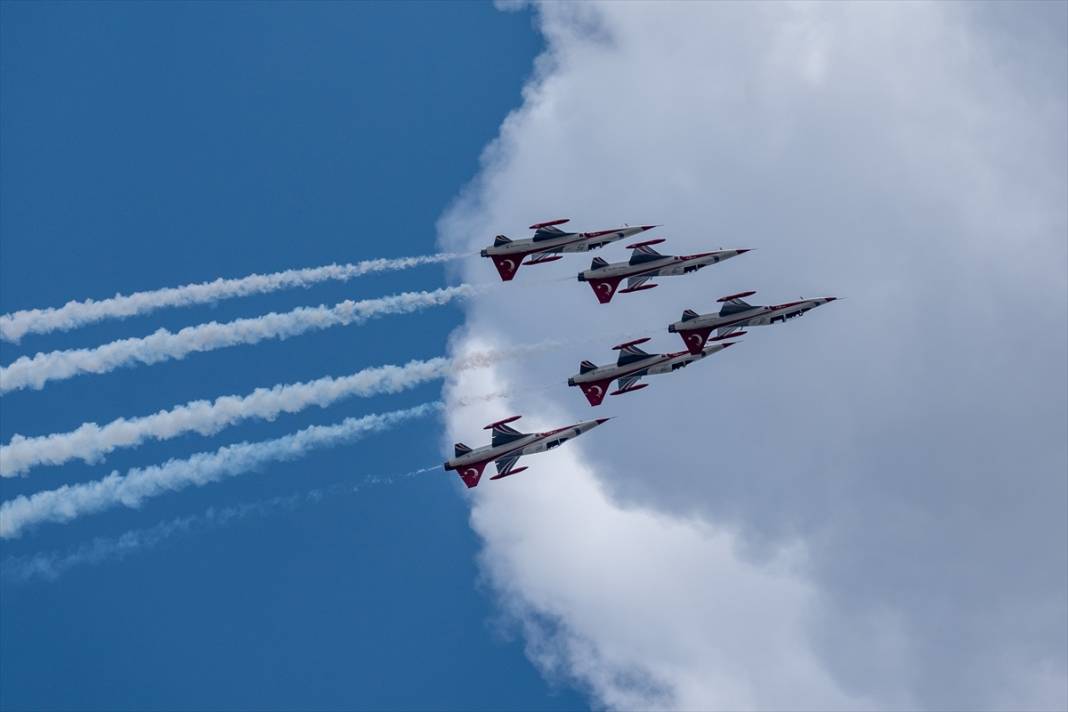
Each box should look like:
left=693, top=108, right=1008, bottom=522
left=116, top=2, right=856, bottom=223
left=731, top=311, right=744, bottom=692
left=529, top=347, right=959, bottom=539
left=0, top=285, right=479, bottom=394
left=0, top=403, right=440, bottom=539
left=0, top=253, right=466, bottom=343
left=1, top=466, right=438, bottom=583
left=1, top=343, right=555, bottom=477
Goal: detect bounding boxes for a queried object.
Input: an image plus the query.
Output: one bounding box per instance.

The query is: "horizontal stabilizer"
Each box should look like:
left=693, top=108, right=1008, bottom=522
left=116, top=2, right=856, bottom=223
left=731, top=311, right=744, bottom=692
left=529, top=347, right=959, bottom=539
left=590, top=256, right=608, bottom=270
left=579, top=360, right=598, bottom=374
left=681, top=309, right=700, bottom=321
left=454, top=443, right=472, bottom=458
left=493, top=235, right=512, bottom=247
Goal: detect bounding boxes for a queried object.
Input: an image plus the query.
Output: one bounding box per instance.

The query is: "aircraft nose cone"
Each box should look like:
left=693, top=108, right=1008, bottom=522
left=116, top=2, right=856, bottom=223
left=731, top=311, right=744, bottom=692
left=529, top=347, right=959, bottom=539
left=641, top=225, right=657, bottom=231
left=595, top=417, right=612, bottom=425
left=736, top=248, right=751, bottom=254
left=826, top=296, right=838, bottom=302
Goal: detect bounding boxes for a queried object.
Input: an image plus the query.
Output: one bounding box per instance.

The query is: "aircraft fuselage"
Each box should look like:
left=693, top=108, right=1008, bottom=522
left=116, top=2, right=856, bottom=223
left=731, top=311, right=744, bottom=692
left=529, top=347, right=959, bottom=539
left=481, top=226, right=650, bottom=259
left=669, top=297, right=837, bottom=353
left=577, top=249, right=747, bottom=282
left=443, top=419, right=607, bottom=474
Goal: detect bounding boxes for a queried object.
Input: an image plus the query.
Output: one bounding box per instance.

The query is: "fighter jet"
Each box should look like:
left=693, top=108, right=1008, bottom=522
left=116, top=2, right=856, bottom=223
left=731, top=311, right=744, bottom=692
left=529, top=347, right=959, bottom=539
left=444, top=415, right=611, bottom=488
left=669, top=291, right=838, bottom=354
left=481, top=219, right=656, bottom=281
left=577, top=239, right=750, bottom=304
left=567, top=337, right=739, bottom=407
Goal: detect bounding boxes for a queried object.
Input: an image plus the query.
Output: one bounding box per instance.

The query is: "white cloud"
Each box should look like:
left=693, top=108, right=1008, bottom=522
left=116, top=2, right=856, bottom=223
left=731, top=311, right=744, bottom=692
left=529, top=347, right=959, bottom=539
left=443, top=339, right=884, bottom=709
left=439, top=2, right=1067, bottom=709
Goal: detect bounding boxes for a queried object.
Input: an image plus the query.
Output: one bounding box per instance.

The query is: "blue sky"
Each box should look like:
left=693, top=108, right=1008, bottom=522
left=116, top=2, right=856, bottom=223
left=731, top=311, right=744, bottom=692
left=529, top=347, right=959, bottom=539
left=1, top=3, right=586, bottom=709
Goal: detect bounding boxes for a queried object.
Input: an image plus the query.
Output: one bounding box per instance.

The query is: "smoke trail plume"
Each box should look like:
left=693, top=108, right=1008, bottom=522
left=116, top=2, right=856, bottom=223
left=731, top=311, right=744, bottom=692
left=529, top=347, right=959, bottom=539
left=1, top=467, right=437, bottom=583
left=0, top=285, right=478, bottom=394
left=0, top=253, right=464, bottom=343
left=1, top=344, right=551, bottom=477
left=0, top=403, right=439, bottom=539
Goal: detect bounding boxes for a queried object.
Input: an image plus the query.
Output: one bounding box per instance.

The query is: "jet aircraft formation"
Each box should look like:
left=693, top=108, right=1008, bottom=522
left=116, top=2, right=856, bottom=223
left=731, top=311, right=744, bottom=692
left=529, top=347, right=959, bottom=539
left=444, top=218, right=836, bottom=487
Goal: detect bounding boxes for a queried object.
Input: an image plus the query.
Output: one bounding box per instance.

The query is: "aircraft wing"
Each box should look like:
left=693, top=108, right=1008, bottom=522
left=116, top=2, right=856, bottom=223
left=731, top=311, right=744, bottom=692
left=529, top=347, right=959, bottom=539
left=489, top=453, right=528, bottom=480
left=525, top=252, right=563, bottom=266
left=618, top=274, right=658, bottom=296
left=617, top=374, right=643, bottom=391
left=717, top=325, right=742, bottom=337
left=532, top=225, right=569, bottom=241
left=530, top=218, right=570, bottom=241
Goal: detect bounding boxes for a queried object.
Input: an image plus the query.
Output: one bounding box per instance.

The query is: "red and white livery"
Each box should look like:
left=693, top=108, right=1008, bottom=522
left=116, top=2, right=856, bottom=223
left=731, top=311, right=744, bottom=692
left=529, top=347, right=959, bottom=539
left=567, top=337, right=739, bottom=407
left=669, top=291, right=838, bottom=354
left=443, top=415, right=611, bottom=488
left=481, top=219, right=656, bottom=281
left=577, top=239, right=750, bottom=304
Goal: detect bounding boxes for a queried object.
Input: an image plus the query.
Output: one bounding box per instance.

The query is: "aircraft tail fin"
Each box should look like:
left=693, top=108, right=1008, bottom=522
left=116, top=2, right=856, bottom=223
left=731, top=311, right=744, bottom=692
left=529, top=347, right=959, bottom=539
left=578, top=379, right=612, bottom=406
left=587, top=277, right=622, bottom=304
left=491, top=255, right=521, bottom=281
left=458, top=461, right=488, bottom=488
left=678, top=327, right=713, bottom=355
